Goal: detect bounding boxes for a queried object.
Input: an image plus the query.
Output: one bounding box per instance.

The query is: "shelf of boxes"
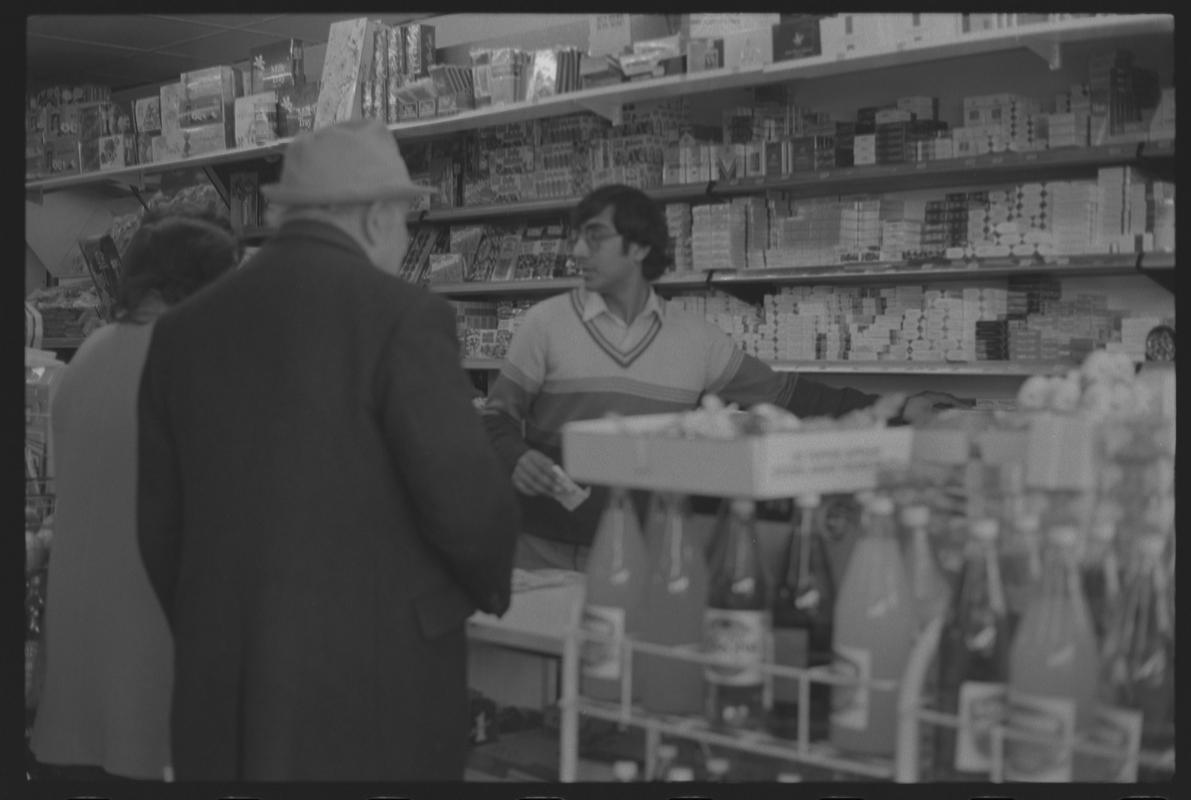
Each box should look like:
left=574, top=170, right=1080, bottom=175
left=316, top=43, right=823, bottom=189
left=24, top=14, right=1172, bottom=198
left=430, top=273, right=712, bottom=297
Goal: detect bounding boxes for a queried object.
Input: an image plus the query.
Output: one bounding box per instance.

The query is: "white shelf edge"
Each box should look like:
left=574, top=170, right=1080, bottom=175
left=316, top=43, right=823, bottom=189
left=460, top=358, right=1069, bottom=375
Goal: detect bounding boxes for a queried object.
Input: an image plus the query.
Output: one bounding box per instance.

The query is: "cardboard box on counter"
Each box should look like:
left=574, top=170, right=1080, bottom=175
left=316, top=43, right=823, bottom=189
left=250, top=38, right=304, bottom=94
left=562, top=412, right=912, bottom=497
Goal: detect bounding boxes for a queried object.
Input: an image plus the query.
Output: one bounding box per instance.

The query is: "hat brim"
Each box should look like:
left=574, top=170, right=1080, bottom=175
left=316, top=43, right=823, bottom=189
left=260, top=182, right=437, bottom=207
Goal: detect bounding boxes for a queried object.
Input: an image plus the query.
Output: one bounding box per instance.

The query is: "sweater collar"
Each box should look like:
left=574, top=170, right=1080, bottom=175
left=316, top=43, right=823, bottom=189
left=577, top=285, right=664, bottom=325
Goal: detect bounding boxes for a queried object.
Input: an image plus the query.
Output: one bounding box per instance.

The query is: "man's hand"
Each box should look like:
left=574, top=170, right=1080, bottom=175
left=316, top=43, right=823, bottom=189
left=900, top=391, right=974, bottom=425
left=512, top=449, right=567, bottom=496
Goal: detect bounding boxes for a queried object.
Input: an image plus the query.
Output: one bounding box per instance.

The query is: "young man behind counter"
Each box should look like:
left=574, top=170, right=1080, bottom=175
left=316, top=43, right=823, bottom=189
left=482, top=184, right=961, bottom=571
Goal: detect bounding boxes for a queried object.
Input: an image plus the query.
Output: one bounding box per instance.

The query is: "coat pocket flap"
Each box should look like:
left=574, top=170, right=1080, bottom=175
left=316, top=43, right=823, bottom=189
left=413, top=583, right=476, bottom=640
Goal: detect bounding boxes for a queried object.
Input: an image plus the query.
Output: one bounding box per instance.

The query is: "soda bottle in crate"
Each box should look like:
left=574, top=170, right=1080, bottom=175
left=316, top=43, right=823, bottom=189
left=770, top=493, right=835, bottom=741
left=1095, top=529, right=1174, bottom=777
left=580, top=487, right=649, bottom=703
left=935, top=517, right=1011, bottom=781
left=704, top=498, right=769, bottom=731
left=636, top=492, right=708, bottom=717
left=1005, top=524, right=1100, bottom=782
left=830, top=493, right=918, bottom=757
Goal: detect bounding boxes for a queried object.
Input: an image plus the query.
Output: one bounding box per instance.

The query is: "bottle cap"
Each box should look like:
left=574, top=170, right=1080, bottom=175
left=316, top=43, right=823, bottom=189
left=797, top=493, right=821, bottom=508
left=1047, top=525, right=1079, bottom=547
left=971, top=518, right=999, bottom=540
left=731, top=498, right=756, bottom=516
left=868, top=495, right=894, bottom=515
left=667, top=766, right=694, bottom=781
left=900, top=504, right=930, bottom=527
left=777, top=772, right=804, bottom=782
left=706, top=757, right=729, bottom=777
left=612, top=760, right=638, bottom=781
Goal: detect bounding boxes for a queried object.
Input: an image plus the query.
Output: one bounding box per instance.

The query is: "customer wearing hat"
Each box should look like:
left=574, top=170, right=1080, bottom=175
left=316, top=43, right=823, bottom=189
left=136, top=119, right=520, bottom=781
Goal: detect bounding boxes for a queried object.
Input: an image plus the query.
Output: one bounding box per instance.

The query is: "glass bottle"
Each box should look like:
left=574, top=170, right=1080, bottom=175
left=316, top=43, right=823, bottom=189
left=770, top=493, right=835, bottom=740
left=829, top=493, right=918, bottom=757
left=580, top=487, right=649, bottom=702
left=637, top=492, right=708, bottom=717
left=902, top=504, right=952, bottom=631
left=935, top=517, right=1011, bottom=780
left=1005, top=525, right=1100, bottom=782
left=704, top=498, right=769, bottom=731
left=1099, top=530, right=1174, bottom=753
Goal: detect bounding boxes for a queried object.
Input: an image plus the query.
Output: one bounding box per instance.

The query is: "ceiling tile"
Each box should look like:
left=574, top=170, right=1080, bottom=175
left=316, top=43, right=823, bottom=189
left=156, top=29, right=291, bottom=61
left=148, top=14, right=288, bottom=30
left=240, top=13, right=434, bottom=43
left=28, top=16, right=213, bottom=51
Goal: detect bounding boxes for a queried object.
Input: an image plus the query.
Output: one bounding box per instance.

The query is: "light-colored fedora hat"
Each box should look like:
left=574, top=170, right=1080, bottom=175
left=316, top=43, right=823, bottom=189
left=261, top=118, right=436, bottom=207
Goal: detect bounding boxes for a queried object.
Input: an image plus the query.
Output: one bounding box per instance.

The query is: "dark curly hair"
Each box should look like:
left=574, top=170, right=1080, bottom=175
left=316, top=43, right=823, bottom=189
left=571, top=184, right=671, bottom=281
left=112, top=211, right=238, bottom=323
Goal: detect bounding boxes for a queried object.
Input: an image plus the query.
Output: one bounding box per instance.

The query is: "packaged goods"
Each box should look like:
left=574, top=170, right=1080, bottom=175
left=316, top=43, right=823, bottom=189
left=770, top=493, right=835, bottom=739
left=277, top=80, right=320, bottom=137
left=132, top=95, right=162, bottom=135
left=249, top=39, right=304, bottom=94
left=771, top=16, right=822, bottom=62
left=402, top=23, right=436, bottom=78
left=705, top=498, right=769, bottom=730
left=97, top=133, right=135, bottom=170
left=179, top=66, right=239, bottom=130
left=183, top=123, right=231, bottom=157
left=315, top=18, right=379, bottom=127
left=830, top=494, right=917, bottom=756
left=581, top=488, right=649, bottom=702
left=233, top=92, right=279, bottom=148
left=636, top=493, right=708, bottom=717
left=228, top=172, right=260, bottom=231
left=1005, top=525, right=1100, bottom=782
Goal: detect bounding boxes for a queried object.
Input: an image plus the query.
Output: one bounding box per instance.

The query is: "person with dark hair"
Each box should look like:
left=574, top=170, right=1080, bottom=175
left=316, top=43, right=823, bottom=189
left=30, top=214, right=238, bottom=782
left=483, top=184, right=965, bottom=570
left=135, top=119, right=519, bottom=781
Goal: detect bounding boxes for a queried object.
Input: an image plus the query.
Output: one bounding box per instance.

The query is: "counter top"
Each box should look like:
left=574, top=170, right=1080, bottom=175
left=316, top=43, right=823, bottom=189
left=467, top=570, right=583, bottom=657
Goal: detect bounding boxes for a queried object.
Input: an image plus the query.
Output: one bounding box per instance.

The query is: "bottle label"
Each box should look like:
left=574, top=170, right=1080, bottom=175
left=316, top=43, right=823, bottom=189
left=703, top=609, right=765, bottom=687
left=829, top=644, right=870, bottom=731
left=1004, top=691, right=1076, bottom=781
left=580, top=604, right=625, bottom=681
left=954, top=681, right=1007, bottom=773
left=771, top=628, right=809, bottom=704
left=1074, top=704, right=1142, bottom=782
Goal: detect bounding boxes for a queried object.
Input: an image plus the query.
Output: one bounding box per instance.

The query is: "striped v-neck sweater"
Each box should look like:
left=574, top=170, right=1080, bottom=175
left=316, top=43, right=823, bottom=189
left=482, top=287, right=876, bottom=545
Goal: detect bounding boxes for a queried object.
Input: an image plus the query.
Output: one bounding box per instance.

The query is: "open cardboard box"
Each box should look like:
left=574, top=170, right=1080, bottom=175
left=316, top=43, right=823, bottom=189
left=562, top=413, right=912, bottom=498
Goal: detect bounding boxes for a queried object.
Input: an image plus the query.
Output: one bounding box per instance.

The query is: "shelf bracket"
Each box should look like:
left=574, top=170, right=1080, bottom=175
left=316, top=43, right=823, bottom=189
left=201, top=165, right=230, bottom=211
left=572, top=95, right=622, bottom=126
left=1025, top=39, right=1062, bottom=71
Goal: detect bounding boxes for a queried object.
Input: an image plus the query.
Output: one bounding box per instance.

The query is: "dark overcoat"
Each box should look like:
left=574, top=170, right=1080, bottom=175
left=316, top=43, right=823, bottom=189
left=137, top=220, right=519, bottom=781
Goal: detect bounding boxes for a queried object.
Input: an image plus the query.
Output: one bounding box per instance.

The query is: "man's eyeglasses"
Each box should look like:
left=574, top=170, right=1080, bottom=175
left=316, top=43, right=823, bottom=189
left=570, top=223, right=621, bottom=251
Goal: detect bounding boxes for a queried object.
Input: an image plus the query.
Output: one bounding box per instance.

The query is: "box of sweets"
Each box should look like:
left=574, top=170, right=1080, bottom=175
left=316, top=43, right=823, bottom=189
left=179, top=66, right=240, bottom=132
left=98, top=133, right=136, bottom=170
left=250, top=39, right=304, bottom=94
left=183, top=123, right=231, bottom=157
left=562, top=412, right=912, bottom=497
left=771, top=15, right=822, bottom=62
left=79, top=137, right=102, bottom=172
left=233, top=92, right=279, bottom=148
left=277, top=80, right=320, bottom=137
left=133, top=95, right=162, bottom=134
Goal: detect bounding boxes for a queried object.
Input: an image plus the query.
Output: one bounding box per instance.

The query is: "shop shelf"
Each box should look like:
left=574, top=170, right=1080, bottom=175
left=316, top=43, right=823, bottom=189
left=24, top=15, right=1172, bottom=197
left=765, top=360, right=1075, bottom=376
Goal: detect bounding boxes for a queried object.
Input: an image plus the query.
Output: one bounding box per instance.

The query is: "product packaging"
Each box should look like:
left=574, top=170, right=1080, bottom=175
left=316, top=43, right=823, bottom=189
left=249, top=39, right=304, bottom=94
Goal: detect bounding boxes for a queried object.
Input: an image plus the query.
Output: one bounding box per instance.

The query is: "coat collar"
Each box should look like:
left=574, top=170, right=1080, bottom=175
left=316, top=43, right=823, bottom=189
left=274, top=218, right=372, bottom=262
